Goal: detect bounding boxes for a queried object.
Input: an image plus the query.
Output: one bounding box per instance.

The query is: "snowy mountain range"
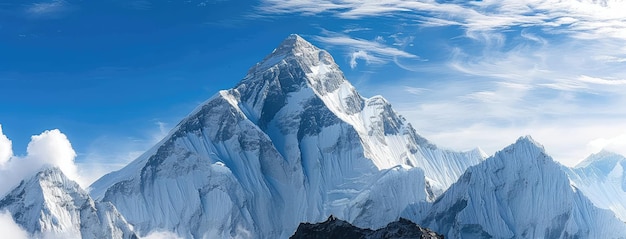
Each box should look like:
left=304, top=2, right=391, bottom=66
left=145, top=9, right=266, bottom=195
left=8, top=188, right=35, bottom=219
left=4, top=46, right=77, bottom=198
left=2, top=34, right=626, bottom=238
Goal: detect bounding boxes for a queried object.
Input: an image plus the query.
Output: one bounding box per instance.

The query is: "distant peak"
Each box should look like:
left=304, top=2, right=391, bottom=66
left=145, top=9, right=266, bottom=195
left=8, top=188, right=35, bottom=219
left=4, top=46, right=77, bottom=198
left=576, top=150, right=626, bottom=169
left=593, top=149, right=623, bottom=158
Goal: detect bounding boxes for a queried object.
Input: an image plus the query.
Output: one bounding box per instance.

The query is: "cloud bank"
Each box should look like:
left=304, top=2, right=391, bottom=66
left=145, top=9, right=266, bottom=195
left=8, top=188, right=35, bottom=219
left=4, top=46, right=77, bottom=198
left=0, top=211, right=29, bottom=239
left=0, top=124, right=80, bottom=196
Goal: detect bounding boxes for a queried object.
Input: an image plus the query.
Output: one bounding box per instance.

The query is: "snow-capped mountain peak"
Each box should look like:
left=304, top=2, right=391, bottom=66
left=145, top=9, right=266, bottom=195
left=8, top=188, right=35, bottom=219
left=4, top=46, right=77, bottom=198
left=0, top=167, right=136, bottom=239
left=422, top=137, right=626, bottom=238
left=244, top=34, right=341, bottom=92
left=89, top=34, right=484, bottom=238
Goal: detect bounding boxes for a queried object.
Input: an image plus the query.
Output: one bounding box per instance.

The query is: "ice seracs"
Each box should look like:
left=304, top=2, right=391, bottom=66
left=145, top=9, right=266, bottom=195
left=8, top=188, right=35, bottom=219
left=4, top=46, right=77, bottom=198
left=421, top=136, right=626, bottom=238
left=90, top=34, right=483, bottom=238
left=0, top=167, right=136, bottom=239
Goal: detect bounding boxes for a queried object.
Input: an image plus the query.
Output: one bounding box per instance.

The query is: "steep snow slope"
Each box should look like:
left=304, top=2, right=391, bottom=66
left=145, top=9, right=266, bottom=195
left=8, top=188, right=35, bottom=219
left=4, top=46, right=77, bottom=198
left=566, top=151, right=626, bottom=222
left=90, top=34, right=483, bottom=238
left=421, top=137, right=626, bottom=238
left=0, top=167, right=136, bottom=239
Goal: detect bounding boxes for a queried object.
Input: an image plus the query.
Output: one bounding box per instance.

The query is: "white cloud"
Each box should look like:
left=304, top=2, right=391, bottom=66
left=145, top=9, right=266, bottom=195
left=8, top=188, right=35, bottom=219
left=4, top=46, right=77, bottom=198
left=314, top=32, right=419, bottom=69
left=342, top=27, right=372, bottom=33
left=26, top=0, right=67, bottom=16
left=316, top=33, right=417, bottom=58
left=588, top=132, right=626, bottom=156
left=0, top=211, right=29, bottom=239
left=258, top=0, right=626, bottom=41
left=0, top=127, right=80, bottom=196
left=0, top=125, right=12, bottom=166
left=349, top=50, right=384, bottom=69
left=578, top=75, right=626, bottom=85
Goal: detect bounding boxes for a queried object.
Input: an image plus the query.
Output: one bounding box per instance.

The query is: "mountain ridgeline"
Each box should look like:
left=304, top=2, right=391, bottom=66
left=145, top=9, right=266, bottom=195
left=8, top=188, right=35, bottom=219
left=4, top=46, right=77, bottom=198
left=2, top=34, right=626, bottom=239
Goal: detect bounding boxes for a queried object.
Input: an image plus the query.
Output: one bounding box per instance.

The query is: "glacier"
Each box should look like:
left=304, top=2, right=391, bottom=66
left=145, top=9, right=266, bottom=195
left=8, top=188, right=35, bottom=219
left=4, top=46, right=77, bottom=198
left=421, top=136, right=626, bottom=238
left=89, top=34, right=484, bottom=238
left=0, top=167, right=136, bottom=239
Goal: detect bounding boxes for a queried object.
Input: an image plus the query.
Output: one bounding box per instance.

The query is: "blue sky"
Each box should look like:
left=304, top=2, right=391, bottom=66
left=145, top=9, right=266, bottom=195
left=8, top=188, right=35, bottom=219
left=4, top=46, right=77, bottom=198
left=2, top=0, right=626, bottom=186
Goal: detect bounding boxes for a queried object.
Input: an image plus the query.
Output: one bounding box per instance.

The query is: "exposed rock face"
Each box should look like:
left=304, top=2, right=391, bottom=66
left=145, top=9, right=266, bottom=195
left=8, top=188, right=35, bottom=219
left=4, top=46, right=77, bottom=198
left=290, top=215, right=444, bottom=239
left=0, top=167, right=137, bottom=239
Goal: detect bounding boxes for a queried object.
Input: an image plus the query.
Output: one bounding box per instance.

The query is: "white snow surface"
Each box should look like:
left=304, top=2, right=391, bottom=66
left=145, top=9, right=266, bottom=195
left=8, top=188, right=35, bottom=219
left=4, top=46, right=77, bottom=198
left=0, top=167, right=136, bottom=239
left=566, top=151, right=626, bottom=222
left=90, top=34, right=484, bottom=238
left=421, top=136, right=626, bottom=239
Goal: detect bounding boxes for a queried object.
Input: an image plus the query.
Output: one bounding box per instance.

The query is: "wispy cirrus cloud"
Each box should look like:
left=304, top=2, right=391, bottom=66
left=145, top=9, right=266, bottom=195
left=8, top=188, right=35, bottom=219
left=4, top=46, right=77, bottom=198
left=314, top=32, right=419, bottom=69
left=26, top=0, right=69, bottom=17
left=258, top=0, right=626, bottom=40
left=578, top=75, right=626, bottom=86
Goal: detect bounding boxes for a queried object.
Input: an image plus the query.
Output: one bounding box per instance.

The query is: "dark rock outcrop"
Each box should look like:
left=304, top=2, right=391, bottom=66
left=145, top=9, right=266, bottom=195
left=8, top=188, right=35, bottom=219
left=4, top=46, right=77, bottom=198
left=290, top=215, right=443, bottom=239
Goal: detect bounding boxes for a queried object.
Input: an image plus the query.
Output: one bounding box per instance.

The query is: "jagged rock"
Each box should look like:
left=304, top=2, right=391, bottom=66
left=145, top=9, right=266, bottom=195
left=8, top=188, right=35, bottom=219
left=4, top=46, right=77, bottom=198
left=290, top=215, right=443, bottom=239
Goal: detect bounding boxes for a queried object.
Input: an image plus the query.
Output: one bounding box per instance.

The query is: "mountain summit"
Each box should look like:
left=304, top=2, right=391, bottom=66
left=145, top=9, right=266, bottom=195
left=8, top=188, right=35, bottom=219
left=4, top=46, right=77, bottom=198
left=90, top=34, right=484, bottom=238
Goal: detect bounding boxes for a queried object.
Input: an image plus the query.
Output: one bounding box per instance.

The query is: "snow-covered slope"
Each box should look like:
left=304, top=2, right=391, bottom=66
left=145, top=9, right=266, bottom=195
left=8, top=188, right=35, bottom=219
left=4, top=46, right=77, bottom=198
left=0, top=167, right=136, bottom=239
left=421, top=136, right=626, bottom=238
left=90, top=34, right=483, bottom=238
left=566, top=151, right=626, bottom=222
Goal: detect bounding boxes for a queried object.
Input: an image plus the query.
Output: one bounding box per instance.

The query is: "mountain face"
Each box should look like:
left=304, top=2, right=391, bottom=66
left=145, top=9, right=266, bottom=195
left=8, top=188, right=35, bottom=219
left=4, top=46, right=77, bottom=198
left=90, top=34, right=483, bottom=238
left=566, top=151, right=626, bottom=222
left=290, top=215, right=443, bottom=239
left=421, top=137, right=626, bottom=239
left=0, top=167, right=136, bottom=239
